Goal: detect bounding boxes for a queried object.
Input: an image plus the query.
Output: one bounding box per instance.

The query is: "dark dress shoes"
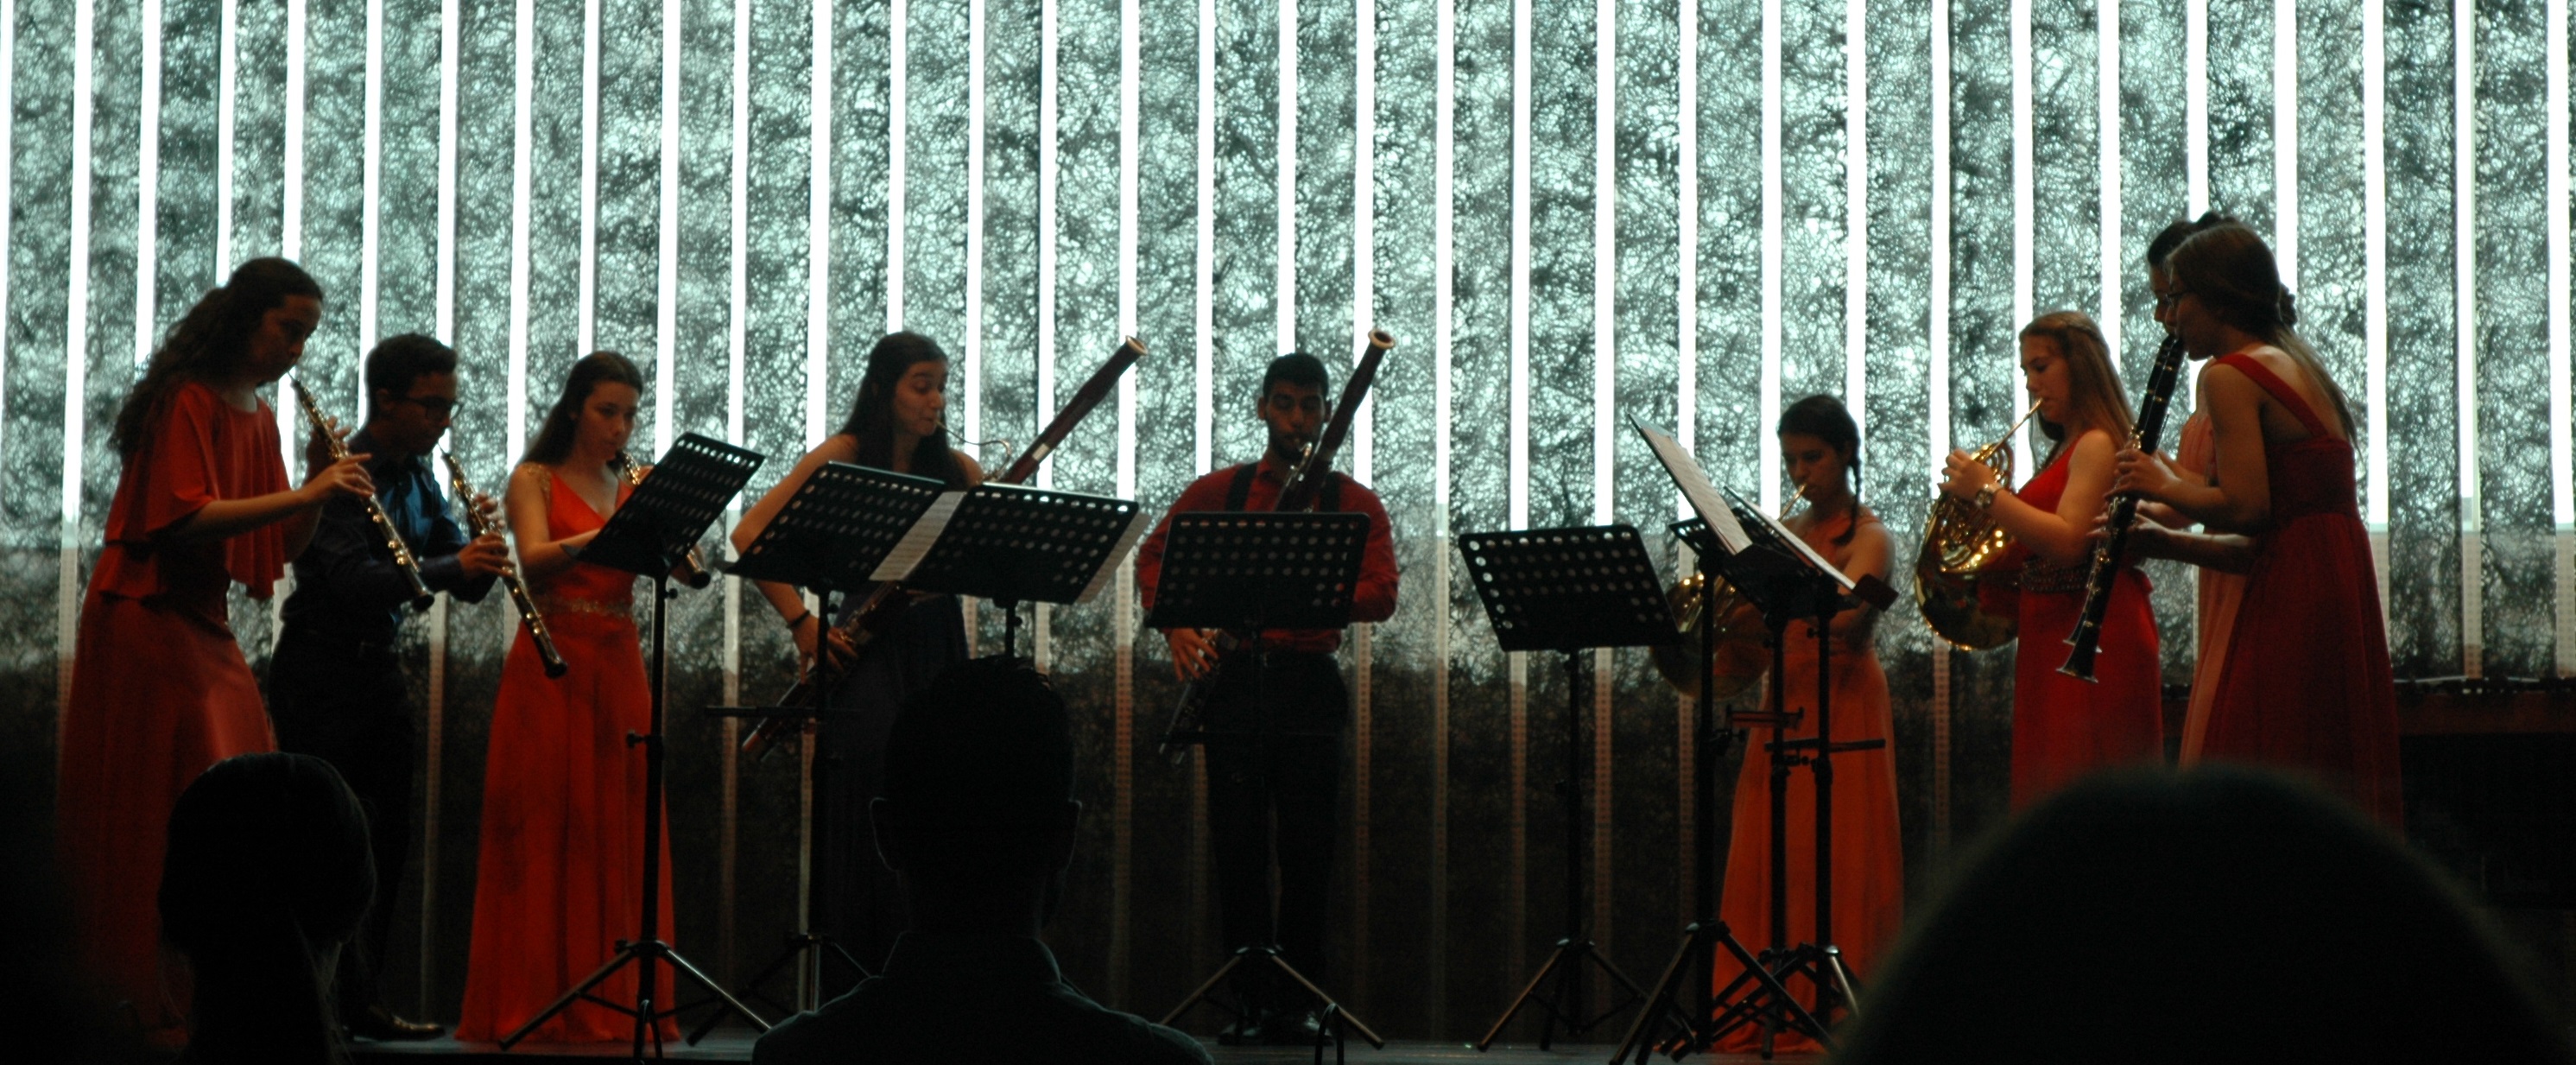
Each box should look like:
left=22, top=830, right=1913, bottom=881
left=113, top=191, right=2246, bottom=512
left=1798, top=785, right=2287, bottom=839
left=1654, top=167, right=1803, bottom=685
left=347, top=1005, right=447, bottom=1042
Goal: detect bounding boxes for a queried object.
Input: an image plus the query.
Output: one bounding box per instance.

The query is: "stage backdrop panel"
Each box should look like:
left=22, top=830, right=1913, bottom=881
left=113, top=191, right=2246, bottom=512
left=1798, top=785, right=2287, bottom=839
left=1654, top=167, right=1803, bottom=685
left=2, top=0, right=2566, bottom=1040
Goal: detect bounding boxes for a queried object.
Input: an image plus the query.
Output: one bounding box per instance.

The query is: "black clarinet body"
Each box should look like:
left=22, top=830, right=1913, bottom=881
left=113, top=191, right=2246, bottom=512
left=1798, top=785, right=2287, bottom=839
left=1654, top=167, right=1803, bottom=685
left=2059, top=332, right=2189, bottom=681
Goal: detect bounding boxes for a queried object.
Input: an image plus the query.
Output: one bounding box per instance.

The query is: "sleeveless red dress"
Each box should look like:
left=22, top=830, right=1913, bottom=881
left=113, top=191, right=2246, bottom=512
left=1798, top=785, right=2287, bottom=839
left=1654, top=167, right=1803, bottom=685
left=458, top=469, right=677, bottom=1043
left=58, top=381, right=287, bottom=1027
left=1710, top=517, right=1904, bottom=1055
left=2010, top=446, right=2164, bottom=806
left=2199, top=352, right=2402, bottom=828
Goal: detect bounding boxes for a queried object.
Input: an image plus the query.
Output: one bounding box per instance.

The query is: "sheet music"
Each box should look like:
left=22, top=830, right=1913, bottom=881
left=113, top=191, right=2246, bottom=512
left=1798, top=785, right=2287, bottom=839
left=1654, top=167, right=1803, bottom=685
left=869, top=490, right=966, bottom=583
left=1073, top=509, right=1157, bottom=604
left=1725, top=487, right=1859, bottom=592
left=1630, top=416, right=1752, bottom=555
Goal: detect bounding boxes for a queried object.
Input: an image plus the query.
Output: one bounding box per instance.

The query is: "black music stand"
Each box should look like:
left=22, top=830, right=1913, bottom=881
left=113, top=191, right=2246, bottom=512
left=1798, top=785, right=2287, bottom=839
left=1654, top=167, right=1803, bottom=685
left=499, top=434, right=768, bottom=1062
left=1148, top=510, right=1387, bottom=1057
left=692, top=463, right=947, bottom=1039
left=1457, top=524, right=1696, bottom=1051
left=873, top=483, right=1149, bottom=659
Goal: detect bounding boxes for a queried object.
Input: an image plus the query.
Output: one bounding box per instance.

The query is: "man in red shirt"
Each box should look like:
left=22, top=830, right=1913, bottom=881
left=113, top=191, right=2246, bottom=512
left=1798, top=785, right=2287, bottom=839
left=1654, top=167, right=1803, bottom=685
left=1134, top=352, right=1398, bottom=1043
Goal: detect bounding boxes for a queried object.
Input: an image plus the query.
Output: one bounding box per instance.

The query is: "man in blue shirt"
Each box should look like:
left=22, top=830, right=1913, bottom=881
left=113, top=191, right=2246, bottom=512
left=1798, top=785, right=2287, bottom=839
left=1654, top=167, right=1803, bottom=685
left=266, top=333, right=507, bottom=1041
left=752, top=659, right=1211, bottom=1065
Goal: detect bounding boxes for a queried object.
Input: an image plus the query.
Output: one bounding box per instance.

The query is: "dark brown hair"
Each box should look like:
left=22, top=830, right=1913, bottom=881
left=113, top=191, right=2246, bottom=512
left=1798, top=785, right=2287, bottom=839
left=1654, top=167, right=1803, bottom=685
left=521, top=352, right=644, bottom=466
left=837, top=332, right=965, bottom=487
left=112, top=257, right=323, bottom=460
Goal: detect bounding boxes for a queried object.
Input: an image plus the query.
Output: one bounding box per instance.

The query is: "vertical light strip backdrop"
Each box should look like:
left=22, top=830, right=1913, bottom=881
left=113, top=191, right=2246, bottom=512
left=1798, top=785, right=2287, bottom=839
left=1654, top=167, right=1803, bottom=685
left=1, top=0, right=2561, bottom=1036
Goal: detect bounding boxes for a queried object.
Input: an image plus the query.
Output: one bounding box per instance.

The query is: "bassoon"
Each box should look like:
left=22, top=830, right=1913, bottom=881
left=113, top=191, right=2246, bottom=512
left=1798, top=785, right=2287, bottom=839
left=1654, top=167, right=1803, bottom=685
left=741, top=335, right=1150, bottom=759
left=1155, top=330, right=1394, bottom=764
left=2059, top=331, right=2189, bottom=681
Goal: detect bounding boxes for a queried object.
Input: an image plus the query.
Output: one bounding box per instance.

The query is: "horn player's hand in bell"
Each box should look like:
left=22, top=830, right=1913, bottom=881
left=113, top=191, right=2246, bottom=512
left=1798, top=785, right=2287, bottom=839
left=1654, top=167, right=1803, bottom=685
left=1938, top=449, right=1998, bottom=502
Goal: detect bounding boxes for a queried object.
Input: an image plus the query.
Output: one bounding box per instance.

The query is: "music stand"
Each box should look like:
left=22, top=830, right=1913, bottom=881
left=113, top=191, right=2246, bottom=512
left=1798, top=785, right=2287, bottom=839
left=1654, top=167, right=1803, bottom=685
left=692, top=463, right=947, bottom=1039
left=1456, top=524, right=1699, bottom=1051
left=1148, top=511, right=1387, bottom=1055
left=499, top=434, right=769, bottom=1061
left=1612, top=422, right=1891, bottom=1063
left=873, top=483, right=1150, bottom=657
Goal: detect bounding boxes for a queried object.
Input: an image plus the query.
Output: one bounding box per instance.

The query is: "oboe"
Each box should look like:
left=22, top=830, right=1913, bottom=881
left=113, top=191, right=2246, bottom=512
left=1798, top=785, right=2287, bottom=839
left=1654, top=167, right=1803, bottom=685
left=2059, top=331, right=2189, bottom=681
left=289, top=380, right=434, bottom=608
left=610, top=452, right=715, bottom=588
left=439, top=453, right=568, bottom=678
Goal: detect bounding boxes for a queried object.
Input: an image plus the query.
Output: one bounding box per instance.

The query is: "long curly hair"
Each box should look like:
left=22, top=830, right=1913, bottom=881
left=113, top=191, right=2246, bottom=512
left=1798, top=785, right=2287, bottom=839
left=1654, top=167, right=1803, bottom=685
left=111, top=257, right=323, bottom=461
left=837, top=332, right=965, bottom=487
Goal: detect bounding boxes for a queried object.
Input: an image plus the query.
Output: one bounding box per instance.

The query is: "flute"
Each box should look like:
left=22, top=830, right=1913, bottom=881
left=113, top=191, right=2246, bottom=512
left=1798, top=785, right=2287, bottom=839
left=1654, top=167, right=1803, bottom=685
left=439, top=453, right=568, bottom=678
left=289, top=380, right=434, bottom=608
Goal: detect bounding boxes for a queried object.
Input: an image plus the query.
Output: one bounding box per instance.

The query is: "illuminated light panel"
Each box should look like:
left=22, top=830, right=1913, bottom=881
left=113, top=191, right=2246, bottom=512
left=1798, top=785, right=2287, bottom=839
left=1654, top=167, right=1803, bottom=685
left=2098, top=0, right=2121, bottom=362
left=1193, top=0, right=1213, bottom=474
left=2274, top=0, right=2297, bottom=286
left=64, top=0, right=93, bottom=532
left=437, top=0, right=459, bottom=338
left=1509, top=0, right=1529, bottom=529
left=889, top=0, right=906, bottom=333
left=1844, top=0, right=1865, bottom=434
left=1039, top=0, right=1057, bottom=490
left=361, top=0, right=382, bottom=411
left=1277, top=0, right=1295, bottom=347
left=138, top=0, right=160, bottom=368
left=807, top=0, right=832, bottom=444
left=507, top=0, right=533, bottom=462
left=578, top=0, right=598, bottom=354
left=1675, top=0, right=1693, bottom=490
left=1355, top=0, right=1375, bottom=485
left=2010, top=0, right=2032, bottom=476
left=217, top=0, right=234, bottom=271
left=656, top=0, right=679, bottom=454
left=2187, top=0, right=2207, bottom=214
left=1758, top=0, right=1782, bottom=511
left=2455, top=0, right=2478, bottom=674
left=1592, top=0, right=1612, bottom=524
left=2363, top=0, right=2385, bottom=526
left=965, top=0, right=984, bottom=448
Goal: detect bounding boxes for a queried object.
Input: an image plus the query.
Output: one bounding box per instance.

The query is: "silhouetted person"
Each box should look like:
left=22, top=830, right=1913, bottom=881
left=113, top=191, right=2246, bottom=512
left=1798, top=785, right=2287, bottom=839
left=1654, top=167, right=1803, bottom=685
left=753, top=658, right=1211, bottom=1065
left=1832, top=765, right=2575, bottom=1064
left=159, top=752, right=376, bottom=1065
left=0, top=744, right=153, bottom=1064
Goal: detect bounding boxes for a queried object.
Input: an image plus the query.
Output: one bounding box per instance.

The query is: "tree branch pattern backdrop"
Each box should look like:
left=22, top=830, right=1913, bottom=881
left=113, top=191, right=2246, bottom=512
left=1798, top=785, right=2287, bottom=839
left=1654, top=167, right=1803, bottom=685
left=0, top=0, right=2565, bottom=1038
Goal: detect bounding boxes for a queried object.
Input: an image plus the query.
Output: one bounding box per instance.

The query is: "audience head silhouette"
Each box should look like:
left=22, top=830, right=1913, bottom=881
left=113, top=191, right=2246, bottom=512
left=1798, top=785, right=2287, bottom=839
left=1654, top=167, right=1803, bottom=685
left=1832, top=765, right=2574, bottom=1064
left=756, top=658, right=1212, bottom=1064
left=871, top=656, right=1080, bottom=931
left=158, top=752, right=375, bottom=1065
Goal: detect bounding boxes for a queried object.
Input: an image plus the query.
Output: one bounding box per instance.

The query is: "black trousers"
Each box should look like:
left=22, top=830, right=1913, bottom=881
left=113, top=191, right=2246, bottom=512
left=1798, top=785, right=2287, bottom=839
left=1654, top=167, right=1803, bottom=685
left=264, top=628, right=415, bottom=1017
left=1201, top=651, right=1345, bottom=988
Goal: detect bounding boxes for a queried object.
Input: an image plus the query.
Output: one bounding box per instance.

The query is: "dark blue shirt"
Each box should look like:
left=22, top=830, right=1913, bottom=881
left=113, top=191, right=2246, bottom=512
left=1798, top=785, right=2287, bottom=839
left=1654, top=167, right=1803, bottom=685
left=279, top=427, right=497, bottom=645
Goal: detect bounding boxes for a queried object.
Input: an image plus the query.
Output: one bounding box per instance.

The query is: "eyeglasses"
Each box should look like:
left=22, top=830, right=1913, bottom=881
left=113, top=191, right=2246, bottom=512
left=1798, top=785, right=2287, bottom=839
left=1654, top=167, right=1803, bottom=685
left=391, top=395, right=457, bottom=419
left=2155, top=288, right=2192, bottom=311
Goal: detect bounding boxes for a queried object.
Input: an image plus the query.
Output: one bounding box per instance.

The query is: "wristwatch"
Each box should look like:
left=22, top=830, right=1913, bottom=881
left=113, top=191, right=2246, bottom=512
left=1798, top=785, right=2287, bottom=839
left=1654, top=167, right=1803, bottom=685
left=1973, top=483, right=1999, bottom=511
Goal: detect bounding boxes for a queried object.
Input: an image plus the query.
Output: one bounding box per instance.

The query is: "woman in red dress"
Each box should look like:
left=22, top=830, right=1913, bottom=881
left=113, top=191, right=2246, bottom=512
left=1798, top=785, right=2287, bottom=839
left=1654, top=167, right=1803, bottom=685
left=1940, top=311, right=2161, bottom=806
left=457, top=352, right=675, bottom=1043
left=57, top=257, right=373, bottom=1030
left=1709, top=395, right=1905, bottom=1054
left=2116, top=222, right=2402, bottom=827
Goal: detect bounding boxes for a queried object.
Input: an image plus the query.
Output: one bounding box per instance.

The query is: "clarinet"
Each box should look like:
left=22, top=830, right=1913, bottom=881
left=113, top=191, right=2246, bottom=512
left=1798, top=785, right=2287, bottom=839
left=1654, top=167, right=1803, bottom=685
left=2059, top=331, right=2189, bottom=681
left=610, top=453, right=715, bottom=588
left=1157, top=330, right=1394, bottom=764
left=740, top=336, right=1152, bottom=761
left=288, top=380, right=434, bottom=608
left=439, top=453, right=568, bottom=678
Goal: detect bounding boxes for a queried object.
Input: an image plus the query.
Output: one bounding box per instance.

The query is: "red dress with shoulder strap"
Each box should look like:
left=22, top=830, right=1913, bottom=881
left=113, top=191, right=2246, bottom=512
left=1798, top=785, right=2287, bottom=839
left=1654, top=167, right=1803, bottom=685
left=58, top=381, right=288, bottom=1028
left=458, top=469, right=677, bottom=1042
left=2200, top=352, right=2402, bottom=827
left=2010, top=446, right=2164, bottom=806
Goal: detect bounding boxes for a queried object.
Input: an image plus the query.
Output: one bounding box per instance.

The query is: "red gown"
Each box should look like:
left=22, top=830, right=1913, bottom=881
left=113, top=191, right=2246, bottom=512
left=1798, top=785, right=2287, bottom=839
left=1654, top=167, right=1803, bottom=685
left=457, top=470, right=676, bottom=1043
left=2010, top=446, right=2163, bottom=806
left=1712, top=515, right=1903, bottom=1055
left=2199, top=352, right=2402, bottom=827
left=58, top=380, right=288, bottom=1026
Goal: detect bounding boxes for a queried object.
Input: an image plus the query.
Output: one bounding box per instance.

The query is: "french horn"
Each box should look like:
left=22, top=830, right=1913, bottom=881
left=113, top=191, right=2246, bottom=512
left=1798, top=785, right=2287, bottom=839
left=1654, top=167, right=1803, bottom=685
left=1915, top=400, right=2043, bottom=650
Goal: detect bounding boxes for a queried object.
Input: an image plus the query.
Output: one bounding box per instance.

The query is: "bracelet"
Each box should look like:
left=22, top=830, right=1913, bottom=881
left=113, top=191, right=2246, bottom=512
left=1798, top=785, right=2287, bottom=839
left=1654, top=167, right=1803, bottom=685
left=785, top=609, right=813, bottom=631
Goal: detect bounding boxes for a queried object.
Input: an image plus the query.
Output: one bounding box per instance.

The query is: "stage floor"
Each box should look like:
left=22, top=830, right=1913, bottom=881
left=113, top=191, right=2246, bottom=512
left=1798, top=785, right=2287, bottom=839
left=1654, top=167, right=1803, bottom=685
left=348, top=1034, right=1816, bottom=1063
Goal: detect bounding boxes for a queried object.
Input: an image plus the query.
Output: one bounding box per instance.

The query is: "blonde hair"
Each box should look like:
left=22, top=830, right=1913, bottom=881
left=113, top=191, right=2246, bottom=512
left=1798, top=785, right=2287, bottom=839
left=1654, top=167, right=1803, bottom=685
left=2167, top=222, right=2358, bottom=436
left=2018, top=310, right=2136, bottom=464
